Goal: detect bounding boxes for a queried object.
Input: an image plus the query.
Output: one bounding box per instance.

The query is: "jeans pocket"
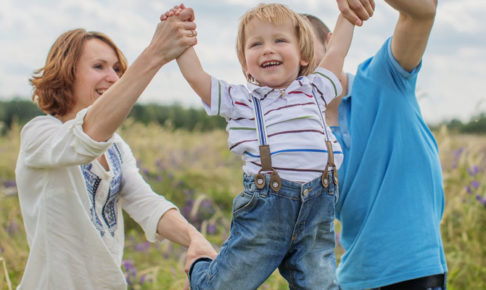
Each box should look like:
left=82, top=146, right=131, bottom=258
left=232, top=189, right=257, bottom=216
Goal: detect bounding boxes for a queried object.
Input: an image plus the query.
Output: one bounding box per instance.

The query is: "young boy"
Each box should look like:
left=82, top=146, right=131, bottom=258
left=163, top=3, right=354, bottom=289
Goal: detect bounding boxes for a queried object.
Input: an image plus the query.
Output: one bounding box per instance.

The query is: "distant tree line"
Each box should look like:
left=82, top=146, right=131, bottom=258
left=433, top=113, right=486, bottom=134
left=0, top=98, right=226, bottom=134
left=0, top=98, right=484, bottom=135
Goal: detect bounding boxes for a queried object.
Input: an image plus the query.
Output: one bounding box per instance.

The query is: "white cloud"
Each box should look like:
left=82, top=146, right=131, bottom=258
left=437, top=1, right=486, bottom=33
left=0, top=0, right=485, bottom=123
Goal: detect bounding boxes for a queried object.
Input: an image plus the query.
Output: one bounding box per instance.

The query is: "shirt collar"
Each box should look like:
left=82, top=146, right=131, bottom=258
left=246, top=76, right=312, bottom=99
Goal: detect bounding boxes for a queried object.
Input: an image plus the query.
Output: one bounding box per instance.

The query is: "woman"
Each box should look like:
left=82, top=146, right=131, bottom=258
left=15, top=8, right=216, bottom=289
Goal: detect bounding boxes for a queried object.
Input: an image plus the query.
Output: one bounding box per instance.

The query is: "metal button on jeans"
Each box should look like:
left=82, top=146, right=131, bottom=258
left=302, top=188, right=309, bottom=197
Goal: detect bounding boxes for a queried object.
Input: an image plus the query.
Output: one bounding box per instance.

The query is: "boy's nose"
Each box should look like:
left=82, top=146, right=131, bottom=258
left=262, top=44, right=275, bottom=55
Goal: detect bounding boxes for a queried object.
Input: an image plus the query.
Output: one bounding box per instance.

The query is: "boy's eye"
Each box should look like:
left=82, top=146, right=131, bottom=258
left=249, top=41, right=262, bottom=48
left=276, top=38, right=287, bottom=43
left=93, top=64, right=103, bottom=69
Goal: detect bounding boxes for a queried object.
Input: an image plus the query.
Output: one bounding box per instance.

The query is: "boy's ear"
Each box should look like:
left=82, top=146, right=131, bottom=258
left=244, top=66, right=252, bottom=79
left=300, top=59, right=310, bottom=67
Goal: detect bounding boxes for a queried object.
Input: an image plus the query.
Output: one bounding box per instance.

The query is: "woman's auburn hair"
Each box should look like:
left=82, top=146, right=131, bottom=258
left=30, top=28, right=128, bottom=116
left=235, top=3, right=317, bottom=82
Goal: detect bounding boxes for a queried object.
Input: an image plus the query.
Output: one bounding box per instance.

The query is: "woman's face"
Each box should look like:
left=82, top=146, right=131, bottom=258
left=71, top=38, right=121, bottom=115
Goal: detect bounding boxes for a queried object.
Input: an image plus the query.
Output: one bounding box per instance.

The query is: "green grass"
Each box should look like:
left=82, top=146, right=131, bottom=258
left=1, top=122, right=485, bottom=289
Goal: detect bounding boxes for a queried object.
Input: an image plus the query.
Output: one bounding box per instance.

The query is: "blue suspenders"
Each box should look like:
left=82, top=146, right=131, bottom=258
left=250, top=92, right=338, bottom=191
left=311, top=86, right=339, bottom=187
left=251, top=95, right=282, bottom=192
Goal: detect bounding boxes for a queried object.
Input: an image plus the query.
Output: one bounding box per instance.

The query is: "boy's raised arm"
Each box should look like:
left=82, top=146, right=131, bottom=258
left=161, top=4, right=212, bottom=106
left=319, top=14, right=354, bottom=79
left=177, top=47, right=212, bottom=106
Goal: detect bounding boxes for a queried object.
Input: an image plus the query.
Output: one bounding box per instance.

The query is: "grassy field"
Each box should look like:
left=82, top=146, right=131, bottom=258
left=1, top=121, right=485, bottom=289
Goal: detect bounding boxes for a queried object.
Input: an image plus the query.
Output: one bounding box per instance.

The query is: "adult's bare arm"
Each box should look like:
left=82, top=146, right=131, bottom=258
left=83, top=9, right=197, bottom=142
left=156, top=209, right=217, bottom=273
left=387, top=0, right=437, bottom=71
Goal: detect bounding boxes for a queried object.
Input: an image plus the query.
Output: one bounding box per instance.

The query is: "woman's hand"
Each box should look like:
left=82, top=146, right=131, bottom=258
left=184, top=232, right=217, bottom=274
left=148, top=5, right=197, bottom=66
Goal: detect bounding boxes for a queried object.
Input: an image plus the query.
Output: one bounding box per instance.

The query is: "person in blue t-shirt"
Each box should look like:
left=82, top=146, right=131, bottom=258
left=303, top=0, right=447, bottom=289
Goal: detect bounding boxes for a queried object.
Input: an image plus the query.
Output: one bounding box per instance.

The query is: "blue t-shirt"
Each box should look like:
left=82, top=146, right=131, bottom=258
left=331, top=38, right=447, bottom=289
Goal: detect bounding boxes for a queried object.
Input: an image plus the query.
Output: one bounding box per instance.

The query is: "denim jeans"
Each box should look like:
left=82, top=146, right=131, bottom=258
left=189, top=173, right=339, bottom=290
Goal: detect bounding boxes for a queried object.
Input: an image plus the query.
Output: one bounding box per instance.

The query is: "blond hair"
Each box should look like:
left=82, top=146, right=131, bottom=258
left=236, top=3, right=317, bottom=82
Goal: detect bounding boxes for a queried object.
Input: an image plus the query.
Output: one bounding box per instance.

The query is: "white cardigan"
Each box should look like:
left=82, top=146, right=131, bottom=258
left=15, top=108, right=176, bottom=289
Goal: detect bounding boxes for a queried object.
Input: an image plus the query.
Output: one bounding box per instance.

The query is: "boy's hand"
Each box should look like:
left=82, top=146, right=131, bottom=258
left=160, top=4, right=197, bottom=41
left=161, top=3, right=194, bottom=22
left=148, top=7, right=197, bottom=65
left=337, top=0, right=375, bottom=26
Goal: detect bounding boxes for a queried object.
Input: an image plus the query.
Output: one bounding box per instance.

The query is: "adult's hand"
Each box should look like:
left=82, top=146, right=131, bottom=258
left=184, top=232, right=218, bottom=274
left=160, top=3, right=195, bottom=22
left=337, top=0, right=375, bottom=26
left=147, top=6, right=197, bottom=67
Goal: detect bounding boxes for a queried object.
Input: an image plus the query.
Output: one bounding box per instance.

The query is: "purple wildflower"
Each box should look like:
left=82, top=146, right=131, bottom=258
left=139, top=274, right=147, bottom=284
left=181, top=200, right=194, bottom=218
left=467, top=165, right=480, bottom=177
left=452, top=147, right=465, bottom=169
left=7, top=221, right=19, bottom=235
left=184, top=189, right=195, bottom=197
left=3, top=180, right=16, bottom=188
left=142, top=167, right=150, bottom=176
left=122, top=260, right=135, bottom=272
left=465, top=185, right=472, bottom=194
left=476, top=194, right=486, bottom=207
left=453, top=147, right=465, bottom=159
left=134, top=241, right=151, bottom=252
left=471, top=180, right=480, bottom=189
left=207, top=223, right=217, bottom=235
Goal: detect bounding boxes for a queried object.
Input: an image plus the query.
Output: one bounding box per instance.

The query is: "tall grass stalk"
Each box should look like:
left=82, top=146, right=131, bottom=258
left=1, top=256, right=13, bottom=290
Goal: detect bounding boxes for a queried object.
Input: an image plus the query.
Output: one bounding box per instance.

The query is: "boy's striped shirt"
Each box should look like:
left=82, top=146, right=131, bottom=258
left=203, top=67, right=343, bottom=183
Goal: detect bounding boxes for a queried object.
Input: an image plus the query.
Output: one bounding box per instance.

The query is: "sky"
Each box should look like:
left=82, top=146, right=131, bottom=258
left=0, top=0, right=485, bottom=124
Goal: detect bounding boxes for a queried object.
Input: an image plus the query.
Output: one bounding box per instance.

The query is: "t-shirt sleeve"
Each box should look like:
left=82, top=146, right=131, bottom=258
left=202, top=76, right=250, bottom=120
left=311, top=67, right=343, bottom=108
left=362, top=37, right=421, bottom=94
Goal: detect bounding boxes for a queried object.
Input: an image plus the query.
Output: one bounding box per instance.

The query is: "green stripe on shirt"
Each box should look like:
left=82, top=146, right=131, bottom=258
left=314, top=71, right=338, bottom=97
left=229, top=127, right=255, bottom=130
